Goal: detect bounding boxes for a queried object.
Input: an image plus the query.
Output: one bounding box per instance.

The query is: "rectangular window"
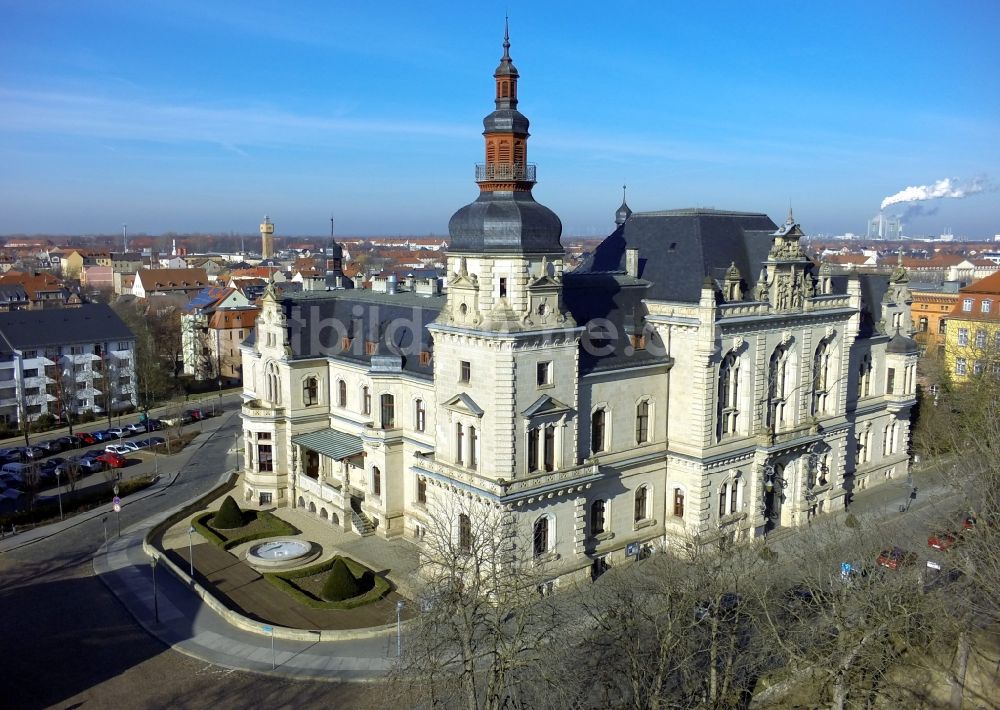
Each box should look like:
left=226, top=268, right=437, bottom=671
left=536, top=361, right=552, bottom=386
left=673, top=488, right=684, bottom=518
left=963, top=298, right=973, bottom=312
left=975, top=329, right=986, bottom=348
left=958, top=328, right=969, bottom=346
left=886, top=368, right=895, bottom=394
left=419, top=351, right=432, bottom=366
left=543, top=425, right=555, bottom=472
left=973, top=360, right=984, bottom=375
left=938, top=319, right=947, bottom=335
left=460, top=361, right=471, bottom=383
left=499, top=277, right=507, bottom=298
left=71, top=346, right=83, bottom=355
left=22, top=350, right=37, bottom=359
left=257, top=444, right=273, bottom=472
left=417, top=477, right=426, bottom=504
left=956, top=357, right=967, bottom=376
left=527, top=428, right=539, bottom=472
left=982, top=300, right=992, bottom=314
left=455, top=423, right=464, bottom=464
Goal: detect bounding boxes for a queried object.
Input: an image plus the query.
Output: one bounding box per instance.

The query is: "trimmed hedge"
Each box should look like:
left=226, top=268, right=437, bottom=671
left=265, top=555, right=391, bottom=610
left=213, top=495, right=243, bottom=529
left=0, top=475, right=156, bottom=528
left=192, top=509, right=298, bottom=550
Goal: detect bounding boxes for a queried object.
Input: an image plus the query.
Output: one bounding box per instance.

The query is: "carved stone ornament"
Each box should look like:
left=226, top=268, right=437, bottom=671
left=733, top=336, right=745, bottom=350
left=781, top=331, right=792, bottom=345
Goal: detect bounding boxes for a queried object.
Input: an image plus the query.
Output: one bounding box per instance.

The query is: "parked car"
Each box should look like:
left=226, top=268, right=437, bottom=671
left=694, top=592, right=744, bottom=621
left=105, top=444, right=131, bottom=456
left=40, top=458, right=66, bottom=475
left=95, top=452, right=126, bottom=468
left=23, top=446, right=46, bottom=460
left=90, top=430, right=111, bottom=442
left=146, top=436, right=166, bottom=446
left=121, top=440, right=143, bottom=452
left=54, top=456, right=103, bottom=476
left=56, top=436, right=83, bottom=449
left=928, top=531, right=959, bottom=551
left=876, top=547, right=917, bottom=570
left=125, top=422, right=146, bottom=434
left=76, top=432, right=97, bottom=445
left=38, top=439, right=64, bottom=454
left=185, top=408, right=205, bottom=421
left=145, top=418, right=163, bottom=431
left=106, top=427, right=128, bottom=439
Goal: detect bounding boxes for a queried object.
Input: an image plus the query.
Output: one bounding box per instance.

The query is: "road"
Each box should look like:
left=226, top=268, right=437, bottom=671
left=0, top=403, right=370, bottom=710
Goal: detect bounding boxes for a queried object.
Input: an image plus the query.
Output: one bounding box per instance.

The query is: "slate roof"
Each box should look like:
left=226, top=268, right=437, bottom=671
left=0, top=304, right=134, bottom=352
left=448, top=190, right=563, bottom=255
left=574, top=209, right=777, bottom=303
left=278, top=289, right=443, bottom=378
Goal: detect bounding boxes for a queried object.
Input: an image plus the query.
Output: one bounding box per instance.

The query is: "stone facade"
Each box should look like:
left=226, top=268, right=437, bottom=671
left=236, top=35, right=916, bottom=586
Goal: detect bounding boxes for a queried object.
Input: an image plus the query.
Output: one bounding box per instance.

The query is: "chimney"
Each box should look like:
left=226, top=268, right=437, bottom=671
left=387, top=273, right=398, bottom=295
left=625, top=248, right=640, bottom=278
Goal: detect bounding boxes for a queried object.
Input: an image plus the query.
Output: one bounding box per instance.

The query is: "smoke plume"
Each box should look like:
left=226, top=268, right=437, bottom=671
left=880, top=176, right=987, bottom=211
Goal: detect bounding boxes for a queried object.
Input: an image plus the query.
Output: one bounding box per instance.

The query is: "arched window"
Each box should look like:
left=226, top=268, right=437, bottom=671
left=469, top=426, right=478, bottom=470
left=372, top=466, right=381, bottom=496
left=455, top=423, right=464, bottom=465
left=719, top=482, right=728, bottom=517
left=673, top=488, right=685, bottom=518
left=459, top=513, right=471, bottom=552
left=812, top=340, right=831, bottom=415
left=858, top=354, right=872, bottom=398
left=635, top=400, right=650, bottom=444
left=414, top=399, right=426, bottom=432
left=380, top=393, right=395, bottom=429
left=533, top=516, right=550, bottom=558
left=362, top=386, right=371, bottom=415
left=767, top=346, right=789, bottom=429
left=717, top=351, right=740, bottom=439
left=730, top=479, right=739, bottom=514
left=591, top=409, right=606, bottom=454
left=265, top=362, right=281, bottom=405
left=634, top=485, right=648, bottom=522
left=302, top=377, right=318, bottom=406
left=590, top=500, right=606, bottom=535
left=337, top=379, right=347, bottom=408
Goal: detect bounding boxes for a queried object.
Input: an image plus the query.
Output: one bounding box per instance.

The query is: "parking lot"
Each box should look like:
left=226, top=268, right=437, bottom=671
left=0, top=407, right=212, bottom=516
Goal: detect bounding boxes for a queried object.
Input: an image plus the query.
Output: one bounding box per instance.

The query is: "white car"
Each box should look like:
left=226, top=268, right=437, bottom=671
left=121, top=440, right=144, bottom=452
left=105, top=444, right=131, bottom=455
left=125, top=422, right=146, bottom=433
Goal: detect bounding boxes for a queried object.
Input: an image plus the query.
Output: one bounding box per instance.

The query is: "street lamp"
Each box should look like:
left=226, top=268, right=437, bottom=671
left=54, top=469, right=63, bottom=521
left=396, top=600, right=405, bottom=657
left=187, top=525, right=195, bottom=577
left=150, top=554, right=160, bottom=623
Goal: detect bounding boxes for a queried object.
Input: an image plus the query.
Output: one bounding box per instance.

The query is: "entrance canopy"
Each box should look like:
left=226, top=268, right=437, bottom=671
left=292, top=429, right=364, bottom=460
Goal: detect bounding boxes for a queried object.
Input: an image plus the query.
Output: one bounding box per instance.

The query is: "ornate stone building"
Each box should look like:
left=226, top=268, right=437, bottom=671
left=238, top=31, right=917, bottom=584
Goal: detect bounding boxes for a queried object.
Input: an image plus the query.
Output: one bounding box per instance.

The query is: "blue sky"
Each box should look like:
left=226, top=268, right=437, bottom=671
left=1, top=1, right=998, bottom=238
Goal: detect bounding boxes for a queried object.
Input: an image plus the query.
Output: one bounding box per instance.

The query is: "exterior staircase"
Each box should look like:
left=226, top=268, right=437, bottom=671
left=350, top=499, right=376, bottom=536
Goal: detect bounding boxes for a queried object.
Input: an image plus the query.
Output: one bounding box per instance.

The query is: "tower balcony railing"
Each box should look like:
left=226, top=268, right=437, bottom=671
left=475, top=162, right=536, bottom=183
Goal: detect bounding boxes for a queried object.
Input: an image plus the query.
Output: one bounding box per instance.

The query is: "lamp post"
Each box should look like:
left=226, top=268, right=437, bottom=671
left=187, top=525, right=195, bottom=577
left=396, top=600, right=405, bottom=657
left=54, top=469, right=63, bottom=520
left=150, top=554, right=160, bottom=624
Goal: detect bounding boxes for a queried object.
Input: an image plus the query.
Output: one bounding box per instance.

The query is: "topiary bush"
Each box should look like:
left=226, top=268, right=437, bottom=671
left=359, top=569, right=375, bottom=594
left=212, top=495, right=244, bottom=529
left=321, top=557, right=361, bottom=601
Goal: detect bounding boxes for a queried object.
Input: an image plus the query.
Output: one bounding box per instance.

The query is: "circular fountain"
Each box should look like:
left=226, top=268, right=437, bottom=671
left=245, top=539, right=319, bottom=569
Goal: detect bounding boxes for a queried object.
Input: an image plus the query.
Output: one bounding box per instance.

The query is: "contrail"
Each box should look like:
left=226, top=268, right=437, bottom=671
left=881, top=177, right=987, bottom=211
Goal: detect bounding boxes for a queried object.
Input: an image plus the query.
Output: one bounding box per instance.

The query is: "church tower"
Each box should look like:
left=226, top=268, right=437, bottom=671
left=429, top=24, right=581, bottom=485
left=260, top=215, right=275, bottom=259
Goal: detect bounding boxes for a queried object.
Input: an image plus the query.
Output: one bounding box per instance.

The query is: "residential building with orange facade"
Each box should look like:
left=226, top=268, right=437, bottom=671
left=910, top=285, right=959, bottom=357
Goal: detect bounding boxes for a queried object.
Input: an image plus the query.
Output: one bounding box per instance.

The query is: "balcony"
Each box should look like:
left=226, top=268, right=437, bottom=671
left=297, top=473, right=346, bottom=509
left=242, top=398, right=284, bottom=418
left=475, top=162, right=536, bottom=183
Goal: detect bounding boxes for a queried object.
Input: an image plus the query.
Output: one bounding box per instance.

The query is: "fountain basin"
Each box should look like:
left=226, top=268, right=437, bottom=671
left=245, top=539, right=320, bottom=569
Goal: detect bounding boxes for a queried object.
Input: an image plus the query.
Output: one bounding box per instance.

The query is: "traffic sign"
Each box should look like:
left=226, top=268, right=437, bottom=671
left=262, top=625, right=274, bottom=633
left=113, top=483, right=119, bottom=496
left=626, top=542, right=640, bottom=558
left=112, top=495, right=121, bottom=512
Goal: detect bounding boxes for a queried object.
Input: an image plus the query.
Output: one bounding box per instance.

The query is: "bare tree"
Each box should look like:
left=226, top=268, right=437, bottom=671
left=385, top=497, right=562, bottom=710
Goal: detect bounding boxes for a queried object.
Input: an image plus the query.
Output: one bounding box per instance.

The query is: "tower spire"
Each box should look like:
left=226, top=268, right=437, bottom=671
left=615, top=182, right=632, bottom=226
left=503, top=15, right=510, bottom=58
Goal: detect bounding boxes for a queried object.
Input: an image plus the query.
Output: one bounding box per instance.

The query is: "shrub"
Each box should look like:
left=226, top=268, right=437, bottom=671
left=359, top=569, right=375, bottom=593
left=212, top=495, right=244, bottom=529
left=321, top=558, right=361, bottom=601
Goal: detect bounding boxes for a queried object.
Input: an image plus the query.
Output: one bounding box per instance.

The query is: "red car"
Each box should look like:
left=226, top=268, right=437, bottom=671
left=928, top=532, right=959, bottom=551
left=876, top=547, right=917, bottom=570
left=95, top=451, right=126, bottom=469
left=77, top=432, right=97, bottom=445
